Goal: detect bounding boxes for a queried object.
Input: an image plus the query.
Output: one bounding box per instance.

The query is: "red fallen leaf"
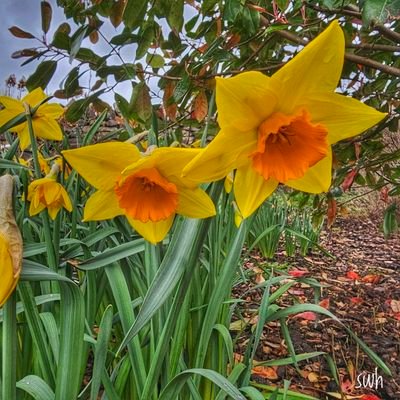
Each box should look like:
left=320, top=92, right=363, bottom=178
left=346, top=271, right=360, bottom=280
left=380, top=186, right=389, bottom=203
left=251, top=366, right=278, bottom=380
left=288, top=268, right=309, bottom=278
left=361, top=395, right=382, bottom=400
left=362, top=274, right=381, bottom=284
left=294, top=312, right=317, bottom=321
left=350, top=297, right=363, bottom=304
left=319, top=298, right=330, bottom=309
left=393, top=313, right=400, bottom=321
left=342, top=168, right=358, bottom=192
left=341, top=378, right=354, bottom=393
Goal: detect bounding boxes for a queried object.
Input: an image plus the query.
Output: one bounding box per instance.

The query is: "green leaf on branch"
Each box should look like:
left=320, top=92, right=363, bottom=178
left=41, top=1, right=52, bottom=34
left=70, top=26, right=89, bottom=62
left=130, top=82, right=152, bottom=122
left=26, top=60, right=57, bottom=91
left=167, top=0, right=184, bottom=32
left=123, top=0, right=148, bottom=30
left=362, top=0, right=400, bottom=25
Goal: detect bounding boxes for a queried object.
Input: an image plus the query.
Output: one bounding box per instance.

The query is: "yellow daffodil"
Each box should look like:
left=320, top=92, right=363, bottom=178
left=183, top=21, right=386, bottom=219
left=62, top=142, right=216, bottom=244
left=0, top=175, right=23, bottom=307
left=0, top=88, right=64, bottom=151
left=38, top=152, right=50, bottom=175
left=28, top=177, right=73, bottom=220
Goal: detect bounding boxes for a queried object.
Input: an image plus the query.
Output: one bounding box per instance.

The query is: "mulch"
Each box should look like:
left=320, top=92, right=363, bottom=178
left=234, top=215, right=400, bottom=399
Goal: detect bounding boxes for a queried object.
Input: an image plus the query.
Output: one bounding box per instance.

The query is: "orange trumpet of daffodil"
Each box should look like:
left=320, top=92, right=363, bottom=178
left=183, top=21, right=386, bottom=219
left=62, top=143, right=216, bottom=244
left=28, top=164, right=73, bottom=220
left=0, top=175, right=23, bottom=307
left=0, top=88, right=64, bottom=150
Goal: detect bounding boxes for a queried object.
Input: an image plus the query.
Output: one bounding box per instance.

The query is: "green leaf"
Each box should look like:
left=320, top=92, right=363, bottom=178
left=383, top=203, right=398, bottom=238
left=17, top=375, right=55, bottom=400
left=146, top=53, right=165, bottom=69
left=115, top=93, right=132, bottom=120
left=159, top=368, right=246, bottom=400
left=167, top=0, right=184, bottom=32
left=0, top=159, right=29, bottom=170
left=64, top=66, right=80, bottom=97
left=136, top=23, right=155, bottom=59
left=123, top=0, right=148, bottom=30
left=78, top=239, right=146, bottom=270
left=130, top=82, right=152, bottom=122
left=41, top=1, right=52, bottom=34
left=362, top=0, right=400, bottom=25
left=90, top=306, right=113, bottom=400
left=70, top=26, right=89, bottom=62
left=65, top=98, right=88, bottom=123
left=26, top=60, right=57, bottom=91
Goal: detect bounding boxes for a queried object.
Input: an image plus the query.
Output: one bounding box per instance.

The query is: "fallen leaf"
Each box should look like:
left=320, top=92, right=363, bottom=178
left=362, top=274, right=381, bottom=284
left=288, top=268, right=309, bottom=278
left=251, top=366, right=278, bottom=380
left=346, top=271, right=360, bottom=280
left=390, top=299, right=400, bottom=313
left=350, top=297, right=363, bottom=305
left=361, top=395, right=382, bottom=400
left=307, top=371, right=319, bottom=383
left=294, top=312, right=317, bottom=321
left=319, top=298, right=330, bottom=309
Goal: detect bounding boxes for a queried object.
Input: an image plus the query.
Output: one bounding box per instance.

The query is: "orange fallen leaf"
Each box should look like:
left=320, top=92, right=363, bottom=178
left=251, top=365, right=278, bottom=380
left=319, top=298, right=330, bottom=309
left=362, top=274, right=381, bottom=284
left=350, top=297, right=363, bottom=305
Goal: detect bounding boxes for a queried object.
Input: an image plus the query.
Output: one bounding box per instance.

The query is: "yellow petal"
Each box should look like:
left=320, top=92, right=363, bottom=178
left=0, top=96, right=23, bottom=112
left=304, top=93, right=387, bottom=144
left=0, top=109, right=20, bottom=127
left=47, top=206, right=61, bottom=220
left=176, top=187, right=216, bottom=219
left=286, top=147, right=332, bottom=193
left=83, top=189, right=123, bottom=221
left=32, top=118, right=63, bottom=141
left=128, top=215, right=174, bottom=244
left=234, top=162, right=278, bottom=219
left=17, top=125, right=31, bottom=151
left=61, top=188, right=73, bottom=212
left=216, top=72, right=277, bottom=131
left=44, top=182, right=61, bottom=204
left=122, top=147, right=201, bottom=187
left=183, top=128, right=257, bottom=183
left=0, top=235, right=17, bottom=307
left=271, top=21, right=344, bottom=113
left=29, top=199, right=46, bottom=217
left=62, top=142, right=141, bottom=190
left=37, top=103, right=64, bottom=119
left=22, top=88, right=47, bottom=107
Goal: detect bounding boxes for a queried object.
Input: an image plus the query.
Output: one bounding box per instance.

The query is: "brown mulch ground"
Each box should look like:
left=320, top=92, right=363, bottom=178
left=235, top=215, right=400, bottom=399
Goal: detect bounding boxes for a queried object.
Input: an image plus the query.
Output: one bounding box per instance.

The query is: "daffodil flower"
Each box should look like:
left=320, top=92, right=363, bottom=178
left=62, top=143, right=216, bottom=244
left=183, top=21, right=386, bottom=219
left=0, top=88, right=64, bottom=150
left=28, top=177, right=73, bottom=220
left=0, top=175, right=23, bottom=307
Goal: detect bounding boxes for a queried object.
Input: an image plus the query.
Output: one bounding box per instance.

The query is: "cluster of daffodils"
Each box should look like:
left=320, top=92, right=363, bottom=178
left=0, top=22, right=386, bottom=305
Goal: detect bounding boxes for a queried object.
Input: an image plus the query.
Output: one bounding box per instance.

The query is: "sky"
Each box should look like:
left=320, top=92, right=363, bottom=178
left=0, top=1, right=197, bottom=104
left=0, top=0, right=137, bottom=102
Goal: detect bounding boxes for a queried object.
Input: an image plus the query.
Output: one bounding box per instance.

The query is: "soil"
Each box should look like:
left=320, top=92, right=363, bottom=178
left=235, top=215, right=400, bottom=400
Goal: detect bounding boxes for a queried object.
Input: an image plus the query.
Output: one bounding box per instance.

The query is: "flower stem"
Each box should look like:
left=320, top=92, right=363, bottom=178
left=24, top=104, right=58, bottom=271
left=2, top=292, right=17, bottom=400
